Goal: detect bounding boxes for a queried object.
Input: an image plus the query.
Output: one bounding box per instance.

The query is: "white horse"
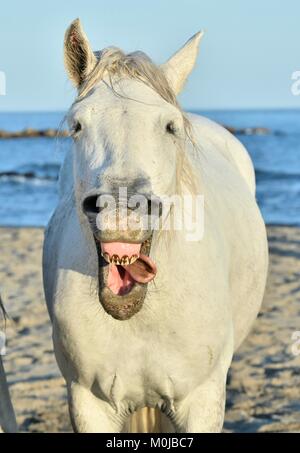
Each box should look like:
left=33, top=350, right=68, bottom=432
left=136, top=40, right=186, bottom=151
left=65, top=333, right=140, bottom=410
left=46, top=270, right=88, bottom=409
left=0, top=298, right=17, bottom=433
left=43, top=19, right=268, bottom=433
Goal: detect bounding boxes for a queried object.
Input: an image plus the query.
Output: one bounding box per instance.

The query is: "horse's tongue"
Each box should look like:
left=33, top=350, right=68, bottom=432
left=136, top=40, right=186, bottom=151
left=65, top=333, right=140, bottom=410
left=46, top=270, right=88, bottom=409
left=125, top=254, right=157, bottom=284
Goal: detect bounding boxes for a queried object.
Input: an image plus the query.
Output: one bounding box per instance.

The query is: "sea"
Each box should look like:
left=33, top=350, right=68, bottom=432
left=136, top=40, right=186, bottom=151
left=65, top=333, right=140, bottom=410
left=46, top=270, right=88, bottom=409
left=0, top=109, right=299, bottom=227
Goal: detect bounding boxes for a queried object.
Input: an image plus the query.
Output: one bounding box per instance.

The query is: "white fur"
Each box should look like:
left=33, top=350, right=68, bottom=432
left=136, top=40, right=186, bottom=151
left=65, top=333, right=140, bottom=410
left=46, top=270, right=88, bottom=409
left=43, top=23, right=268, bottom=433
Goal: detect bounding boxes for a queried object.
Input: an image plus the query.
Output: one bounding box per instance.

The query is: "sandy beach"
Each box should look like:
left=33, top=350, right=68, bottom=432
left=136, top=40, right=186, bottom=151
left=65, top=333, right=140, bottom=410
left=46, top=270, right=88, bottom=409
left=0, top=226, right=300, bottom=433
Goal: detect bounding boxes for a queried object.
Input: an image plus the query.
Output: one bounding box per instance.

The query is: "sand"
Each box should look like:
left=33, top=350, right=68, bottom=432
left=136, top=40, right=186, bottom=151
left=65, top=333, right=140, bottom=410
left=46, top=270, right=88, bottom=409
left=0, top=226, right=299, bottom=433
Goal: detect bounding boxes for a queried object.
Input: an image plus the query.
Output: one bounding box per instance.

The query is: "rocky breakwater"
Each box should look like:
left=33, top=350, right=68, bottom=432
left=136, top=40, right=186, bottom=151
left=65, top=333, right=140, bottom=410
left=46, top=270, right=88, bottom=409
left=0, top=128, right=69, bottom=139
left=0, top=126, right=272, bottom=139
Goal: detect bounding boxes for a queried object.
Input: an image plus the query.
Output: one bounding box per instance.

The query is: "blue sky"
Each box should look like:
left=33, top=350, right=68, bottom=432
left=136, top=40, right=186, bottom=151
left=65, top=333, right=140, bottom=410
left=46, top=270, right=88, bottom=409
left=0, top=0, right=300, bottom=111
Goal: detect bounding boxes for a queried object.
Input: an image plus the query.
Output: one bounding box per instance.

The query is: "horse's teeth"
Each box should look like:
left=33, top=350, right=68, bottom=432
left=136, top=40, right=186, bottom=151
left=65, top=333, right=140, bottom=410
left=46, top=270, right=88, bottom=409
left=101, top=252, right=139, bottom=266
left=112, top=254, right=120, bottom=265
left=129, top=255, right=138, bottom=265
left=121, top=256, right=130, bottom=266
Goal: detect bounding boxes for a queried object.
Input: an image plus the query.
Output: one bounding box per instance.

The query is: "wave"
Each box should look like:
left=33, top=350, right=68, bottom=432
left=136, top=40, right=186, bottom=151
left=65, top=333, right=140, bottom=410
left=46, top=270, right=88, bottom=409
left=0, top=163, right=60, bottom=182
left=255, top=168, right=300, bottom=182
left=1, top=164, right=299, bottom=185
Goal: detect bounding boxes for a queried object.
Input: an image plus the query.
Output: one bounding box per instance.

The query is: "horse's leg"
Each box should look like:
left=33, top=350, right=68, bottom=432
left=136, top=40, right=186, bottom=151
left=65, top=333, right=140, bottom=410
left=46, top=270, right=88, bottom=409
left=0, top=357, right=17, bottom=433
left=68, top=382, right=125, bottom=433
left=173, top=360, right=230, bottom=433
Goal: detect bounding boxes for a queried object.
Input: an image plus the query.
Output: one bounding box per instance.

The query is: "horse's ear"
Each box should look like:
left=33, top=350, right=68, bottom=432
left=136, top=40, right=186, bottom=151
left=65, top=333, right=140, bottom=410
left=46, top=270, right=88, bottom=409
left=64, top=18, right=97, bottom=87
left=161, top=31, right=204, bottom=95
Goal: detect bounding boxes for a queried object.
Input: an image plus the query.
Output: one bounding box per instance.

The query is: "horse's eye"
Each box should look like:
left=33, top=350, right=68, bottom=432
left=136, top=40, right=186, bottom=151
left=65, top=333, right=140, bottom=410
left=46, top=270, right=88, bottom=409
left=72, top=121, right=82, bottom=136
left=166, top=121, right=176, bottom=135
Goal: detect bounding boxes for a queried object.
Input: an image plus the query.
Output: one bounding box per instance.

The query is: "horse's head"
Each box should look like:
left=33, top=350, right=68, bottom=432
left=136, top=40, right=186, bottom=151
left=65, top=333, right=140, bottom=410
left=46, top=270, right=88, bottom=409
left=64, top=19, right=203, bottom=320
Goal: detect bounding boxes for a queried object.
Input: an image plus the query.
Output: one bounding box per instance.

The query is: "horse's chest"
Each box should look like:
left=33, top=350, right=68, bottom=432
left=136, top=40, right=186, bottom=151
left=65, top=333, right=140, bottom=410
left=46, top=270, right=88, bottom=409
left=56, top=287, right=228, bottom=407
left=79, top=331, right=215, bottom=408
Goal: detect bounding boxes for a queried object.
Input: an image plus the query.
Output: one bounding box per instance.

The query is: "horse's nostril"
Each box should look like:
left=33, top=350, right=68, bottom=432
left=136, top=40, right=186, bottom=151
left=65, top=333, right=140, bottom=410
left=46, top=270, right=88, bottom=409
left=82, top=195, right=99, bottom=215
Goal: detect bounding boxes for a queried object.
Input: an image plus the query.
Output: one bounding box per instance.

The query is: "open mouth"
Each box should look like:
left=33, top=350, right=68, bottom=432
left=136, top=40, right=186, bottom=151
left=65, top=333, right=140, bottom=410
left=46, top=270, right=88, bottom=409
left=92, top=235, right=156, bottom=320
left=99, top=241, right=157, bottom=296
left=82, top=192, right=159, bottom=319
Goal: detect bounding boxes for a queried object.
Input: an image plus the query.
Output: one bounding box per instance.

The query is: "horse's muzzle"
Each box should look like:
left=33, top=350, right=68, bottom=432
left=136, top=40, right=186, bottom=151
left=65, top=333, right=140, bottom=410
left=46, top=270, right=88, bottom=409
left=81, top=191, right=162, bottom=320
